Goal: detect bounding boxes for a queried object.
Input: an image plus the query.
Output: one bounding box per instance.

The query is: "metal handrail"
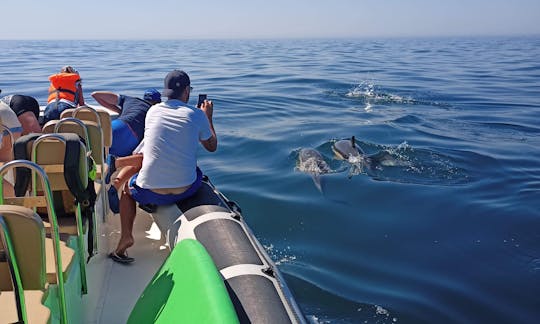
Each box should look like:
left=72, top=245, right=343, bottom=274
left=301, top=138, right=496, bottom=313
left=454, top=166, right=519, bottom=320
left=73, top=105, right=102, bottom=127
left=53, top=116, right=102, bottom=255
left=0, top=215, right=28, bottom=323
left=31, top=133, right=88, bottom=294
left=0, top=160, right=68, bottom=324
left=54, top=117, right=91, bottom=154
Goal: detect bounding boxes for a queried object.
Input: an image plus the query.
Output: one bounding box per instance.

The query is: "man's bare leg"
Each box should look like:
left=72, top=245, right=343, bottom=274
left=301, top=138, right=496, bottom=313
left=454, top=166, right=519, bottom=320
left=111, top=154, right=143, bottom=189
left=114, top=181, right=136, bottom=255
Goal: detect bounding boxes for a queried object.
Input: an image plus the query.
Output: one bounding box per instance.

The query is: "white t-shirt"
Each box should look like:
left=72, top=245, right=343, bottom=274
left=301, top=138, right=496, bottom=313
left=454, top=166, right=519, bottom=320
left=0, top=101, right=22, bottom=145
left=135, top=99, right=212, bottom=189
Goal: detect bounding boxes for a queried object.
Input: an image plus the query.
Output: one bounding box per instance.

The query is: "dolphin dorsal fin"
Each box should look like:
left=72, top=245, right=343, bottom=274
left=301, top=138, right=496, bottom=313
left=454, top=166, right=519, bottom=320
left=351, top=136, right=356, bottom=147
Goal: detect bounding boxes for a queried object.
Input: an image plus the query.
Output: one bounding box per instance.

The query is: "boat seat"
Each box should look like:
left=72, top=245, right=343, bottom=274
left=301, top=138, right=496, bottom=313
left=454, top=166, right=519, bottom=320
left=13, top=133, right=90, bottom=236
left=60, top=106, right=112, bottom=153
left=0, top=161, right=72, bottom=323
left=0, top=205, right=75, bottom=287
left=41, top=120, right=57, bottom=134
left=0, top=209, right=51, bottom=324
left=0, top=290, right=51, bottom=324
left=11, top=134, right=92, bottom=294
left=51, top=117, right=109, bottom=219
left=52, top=118, right=108, bottom=182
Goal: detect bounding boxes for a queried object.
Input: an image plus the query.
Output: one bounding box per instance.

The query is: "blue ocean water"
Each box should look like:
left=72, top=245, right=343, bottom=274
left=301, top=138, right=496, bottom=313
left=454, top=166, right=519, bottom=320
left=1, top=37, right=539, bottom=323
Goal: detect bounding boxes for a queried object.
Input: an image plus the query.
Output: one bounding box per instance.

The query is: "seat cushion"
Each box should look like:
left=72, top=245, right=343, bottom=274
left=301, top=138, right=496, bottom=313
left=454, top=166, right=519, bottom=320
left=44, top=237, right=75, bottom=284
left=0, top=290, right=51, bottom=324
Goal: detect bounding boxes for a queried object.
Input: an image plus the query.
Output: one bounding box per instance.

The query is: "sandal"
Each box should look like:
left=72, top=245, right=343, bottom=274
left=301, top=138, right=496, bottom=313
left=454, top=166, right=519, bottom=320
left=109, top=251, right=134, bottom=264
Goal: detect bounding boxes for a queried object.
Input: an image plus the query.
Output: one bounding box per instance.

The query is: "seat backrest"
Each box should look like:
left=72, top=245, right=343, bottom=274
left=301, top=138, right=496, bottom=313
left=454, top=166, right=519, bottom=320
left=0, top=123, right=15, bottom=162
left=13, top=133, right=90, bottom=212
left=78, top=120, right=105, bottom=166
left=52, top=118, right=91, bottom=154
left=59, top=108, right=76, bottom=120
left=32, top=134, right=88, bottom=195
left=54, top=118, right=103, bottom=165
left=0, top=205, right=46, bottom=291
left=41, top=120, right=59, bottom=134
left=62, top=106, right=112, bottom=150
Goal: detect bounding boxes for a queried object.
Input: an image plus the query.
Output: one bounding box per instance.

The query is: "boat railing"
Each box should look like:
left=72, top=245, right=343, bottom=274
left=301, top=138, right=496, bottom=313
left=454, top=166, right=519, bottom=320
left=0, top=160, right=69, bottom=324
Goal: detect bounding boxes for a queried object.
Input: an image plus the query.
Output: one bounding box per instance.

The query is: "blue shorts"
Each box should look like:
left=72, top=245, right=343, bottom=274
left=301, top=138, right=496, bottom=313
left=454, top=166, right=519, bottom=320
left=129, top=167, right=203, bottom=206
left=111, top=119, right=139, bottom=157
left=43, top=101, right=75, bottom=124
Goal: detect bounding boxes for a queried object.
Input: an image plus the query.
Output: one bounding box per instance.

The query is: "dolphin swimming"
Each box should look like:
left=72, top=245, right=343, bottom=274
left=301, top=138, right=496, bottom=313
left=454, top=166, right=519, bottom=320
left=332, top=136, right=399, bottom=176
left=332, top=136, right=365, bottom=163
left=297, top=148, right=332, bottom=192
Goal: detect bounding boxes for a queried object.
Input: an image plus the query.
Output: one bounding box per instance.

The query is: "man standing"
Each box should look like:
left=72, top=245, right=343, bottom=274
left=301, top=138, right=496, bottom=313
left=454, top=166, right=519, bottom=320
left=110, top=70, right=217, bottom=263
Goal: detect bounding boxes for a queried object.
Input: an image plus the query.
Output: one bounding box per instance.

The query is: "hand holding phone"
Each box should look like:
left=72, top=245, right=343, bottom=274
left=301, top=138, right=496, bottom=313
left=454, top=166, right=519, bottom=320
left=197, top=94, right=207, bottom=108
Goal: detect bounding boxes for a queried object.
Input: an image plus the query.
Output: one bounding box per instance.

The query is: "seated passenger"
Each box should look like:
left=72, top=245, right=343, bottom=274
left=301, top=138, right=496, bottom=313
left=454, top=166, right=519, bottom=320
left=43, top=66, right=85, bottom=124
left=110, top=70, right=217, bottom=263
left=1, top=93, right=42, bottom=134
left=106, top=153, right=143, bottom=214
left=0, top=101, right=23, bottom=196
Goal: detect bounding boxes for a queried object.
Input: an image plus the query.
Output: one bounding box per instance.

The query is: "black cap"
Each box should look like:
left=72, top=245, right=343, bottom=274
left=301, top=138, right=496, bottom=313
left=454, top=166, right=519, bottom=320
left=163, top=70, right=190, bottom=98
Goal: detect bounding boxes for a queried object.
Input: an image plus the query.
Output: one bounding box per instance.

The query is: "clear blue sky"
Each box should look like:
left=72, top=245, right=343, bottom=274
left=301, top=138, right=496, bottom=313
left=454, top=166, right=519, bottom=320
left=2, top=0, right=539, bottom=39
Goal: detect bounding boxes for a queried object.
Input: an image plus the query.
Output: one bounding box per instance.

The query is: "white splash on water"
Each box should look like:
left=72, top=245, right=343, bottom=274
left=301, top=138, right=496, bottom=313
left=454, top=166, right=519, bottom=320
left=346, top=81, right=415, bottom=104
left=264, top=244, right=297, bottom=266
left=348, top=155, right=364, bottom=164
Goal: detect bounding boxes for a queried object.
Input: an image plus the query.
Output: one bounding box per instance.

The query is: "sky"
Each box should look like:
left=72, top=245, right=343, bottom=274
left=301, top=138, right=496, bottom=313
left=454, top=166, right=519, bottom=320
left=1, top=0, right=539, bottom=40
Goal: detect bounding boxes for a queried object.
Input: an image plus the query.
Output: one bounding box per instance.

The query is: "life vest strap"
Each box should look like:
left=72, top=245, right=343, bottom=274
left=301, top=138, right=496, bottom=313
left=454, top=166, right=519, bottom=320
left=49, top=87, right=77, bottom=96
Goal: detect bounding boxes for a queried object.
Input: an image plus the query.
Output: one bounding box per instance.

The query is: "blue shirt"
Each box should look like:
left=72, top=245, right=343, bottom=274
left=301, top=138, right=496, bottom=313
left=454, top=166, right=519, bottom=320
left=117, top=95, right=152, bottom=140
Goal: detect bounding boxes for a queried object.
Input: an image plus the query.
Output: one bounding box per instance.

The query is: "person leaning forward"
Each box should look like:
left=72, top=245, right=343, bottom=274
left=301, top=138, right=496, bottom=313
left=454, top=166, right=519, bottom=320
left=109, top=70, right=217, bottom=263
left=0, top=93, right=41, bottom=134
left=43, top=65, right=85, bottom=124
left=92, top=88, right=162, bottom=214
left=91, top=88, right=161, bottom=157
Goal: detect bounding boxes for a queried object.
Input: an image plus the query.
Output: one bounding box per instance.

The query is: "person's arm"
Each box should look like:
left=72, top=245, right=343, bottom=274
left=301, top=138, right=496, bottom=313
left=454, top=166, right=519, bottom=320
left=76, top=80, right=85, bottom=106
left=199, top=100, right=217, bottom=152
left=91, top=91, right=122, bottom=114
left=0, top=130, right=20, bottom=162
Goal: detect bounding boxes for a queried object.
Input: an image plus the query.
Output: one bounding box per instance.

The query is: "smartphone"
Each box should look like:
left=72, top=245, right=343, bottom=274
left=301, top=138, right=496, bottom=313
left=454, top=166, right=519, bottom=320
left=197, top=94, right=207, bottom=107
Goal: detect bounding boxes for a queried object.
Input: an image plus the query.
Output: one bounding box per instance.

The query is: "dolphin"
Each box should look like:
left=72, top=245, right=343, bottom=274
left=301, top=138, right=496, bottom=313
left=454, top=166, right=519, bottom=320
left=332, top=136, right=399, bottom=177
left=297, top=148, right=332, bottom=192
left=332, top=136, right=365, bottom=163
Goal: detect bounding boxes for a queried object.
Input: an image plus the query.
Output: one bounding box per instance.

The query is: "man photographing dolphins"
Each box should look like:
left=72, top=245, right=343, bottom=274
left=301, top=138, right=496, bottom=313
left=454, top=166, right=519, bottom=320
left=110, top=69, right=218, bottom=263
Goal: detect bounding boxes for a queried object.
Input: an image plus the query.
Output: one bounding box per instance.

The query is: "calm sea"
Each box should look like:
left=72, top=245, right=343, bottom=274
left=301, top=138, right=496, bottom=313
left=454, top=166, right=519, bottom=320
left=1, top=37, right=539, bottom=323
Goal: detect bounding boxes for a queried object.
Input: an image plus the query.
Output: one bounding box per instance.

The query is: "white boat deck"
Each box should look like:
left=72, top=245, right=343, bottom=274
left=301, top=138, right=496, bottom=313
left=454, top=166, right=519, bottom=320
left=82, top=208, right=169, bottom=324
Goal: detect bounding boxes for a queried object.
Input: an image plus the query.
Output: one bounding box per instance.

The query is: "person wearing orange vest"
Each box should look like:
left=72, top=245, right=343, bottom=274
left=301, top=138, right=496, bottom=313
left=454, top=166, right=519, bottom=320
left=43, top=65, right=85, bottom=124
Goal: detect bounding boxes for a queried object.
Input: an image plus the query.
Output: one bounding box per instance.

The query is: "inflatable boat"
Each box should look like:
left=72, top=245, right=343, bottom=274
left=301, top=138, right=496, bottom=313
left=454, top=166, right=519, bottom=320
left=0, top=105, right=305, bottom=323
left=133, top=175, right=306, bottom=323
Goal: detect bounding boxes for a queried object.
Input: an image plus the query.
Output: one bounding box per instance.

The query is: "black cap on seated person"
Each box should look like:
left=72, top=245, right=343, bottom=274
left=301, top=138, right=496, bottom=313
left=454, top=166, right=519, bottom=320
left=163, top=70, right=190, bottom=99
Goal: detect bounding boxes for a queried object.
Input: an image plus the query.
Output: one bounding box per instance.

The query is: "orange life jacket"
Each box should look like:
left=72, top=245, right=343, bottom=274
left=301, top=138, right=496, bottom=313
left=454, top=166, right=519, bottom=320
left=47, top=72, right=81, bottom=104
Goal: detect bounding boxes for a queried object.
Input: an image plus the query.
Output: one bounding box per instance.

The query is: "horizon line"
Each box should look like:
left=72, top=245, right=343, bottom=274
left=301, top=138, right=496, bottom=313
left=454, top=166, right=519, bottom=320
left=1, top=32, right=540, bottom=42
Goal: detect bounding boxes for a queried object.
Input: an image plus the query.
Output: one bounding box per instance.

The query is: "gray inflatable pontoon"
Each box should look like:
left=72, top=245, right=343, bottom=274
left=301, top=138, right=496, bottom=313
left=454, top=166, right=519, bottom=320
left=151, top=175, right=306, bottom=323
